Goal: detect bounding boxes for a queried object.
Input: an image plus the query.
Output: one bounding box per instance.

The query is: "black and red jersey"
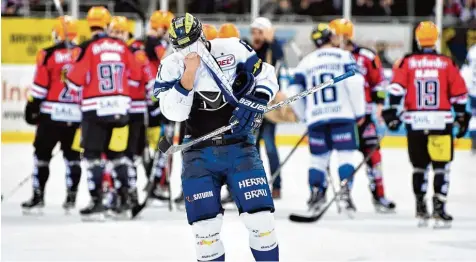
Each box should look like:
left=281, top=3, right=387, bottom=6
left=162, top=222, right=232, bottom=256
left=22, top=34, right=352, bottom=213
left=128, top=39, right=155, bottom=116
left=67, top=33, right=141, bottom=117
left=390, top=50, right=467, bottom=129
left=144, top=35, right=168, bottom=77
left=30, top=42, right=82, bottom=123
left=352, top=46, right=386, bottom=113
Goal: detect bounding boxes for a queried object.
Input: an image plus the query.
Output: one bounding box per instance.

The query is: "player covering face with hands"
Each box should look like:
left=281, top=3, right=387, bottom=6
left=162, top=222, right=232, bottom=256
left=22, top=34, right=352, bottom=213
left=154, top=13, right=279, bottom=261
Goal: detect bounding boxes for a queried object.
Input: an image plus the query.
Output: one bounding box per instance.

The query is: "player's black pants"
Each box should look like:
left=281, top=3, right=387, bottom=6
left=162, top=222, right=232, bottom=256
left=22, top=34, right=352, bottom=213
left=32, top=119, right=81, bottom=194
left=406, top=124, right=453, bottom=200
left=81, top=115, right=132, bottom=200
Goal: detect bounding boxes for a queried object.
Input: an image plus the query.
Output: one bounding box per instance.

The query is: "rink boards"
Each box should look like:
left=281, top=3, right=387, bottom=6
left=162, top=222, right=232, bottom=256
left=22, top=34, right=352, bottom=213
left=1, top=64, right=473, bottom=149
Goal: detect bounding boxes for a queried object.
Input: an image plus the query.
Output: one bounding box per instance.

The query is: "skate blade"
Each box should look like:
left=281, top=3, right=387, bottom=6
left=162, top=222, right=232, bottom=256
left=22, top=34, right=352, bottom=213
left=417, top=217, right=429, bottom=228
left=80, top=212, right=106, bottom=222
left=433, top=219, right=452, bottom=229
left=374, top=205, right=396, bottom=214
left=63, top=206, right=75, bottom=215
left=112, top=210, right=132, bottom=220
left=22, top=207, right=44, bottom=216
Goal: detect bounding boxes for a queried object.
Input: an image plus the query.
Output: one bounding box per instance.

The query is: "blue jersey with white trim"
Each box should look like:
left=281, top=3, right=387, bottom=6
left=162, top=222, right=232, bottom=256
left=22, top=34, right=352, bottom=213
left=286, top=47, right=365, bottom=127
left=154, top=37, right=278, bottom=138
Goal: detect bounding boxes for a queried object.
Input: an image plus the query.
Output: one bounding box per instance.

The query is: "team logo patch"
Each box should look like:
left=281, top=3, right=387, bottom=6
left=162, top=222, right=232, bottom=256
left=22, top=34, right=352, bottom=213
left=216, top=54, right=236, bottom=69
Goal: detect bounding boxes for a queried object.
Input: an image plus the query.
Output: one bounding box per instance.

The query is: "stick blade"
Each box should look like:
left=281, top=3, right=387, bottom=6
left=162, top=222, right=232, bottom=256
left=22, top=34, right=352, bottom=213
left=289, top=213, right=322, bottom=223
left=131, top=202, right=147, bottom=219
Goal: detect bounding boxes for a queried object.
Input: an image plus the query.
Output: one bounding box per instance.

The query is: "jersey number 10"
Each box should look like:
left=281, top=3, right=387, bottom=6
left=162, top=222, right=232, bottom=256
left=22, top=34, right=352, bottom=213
left=312, top=73, right=337, bottom=105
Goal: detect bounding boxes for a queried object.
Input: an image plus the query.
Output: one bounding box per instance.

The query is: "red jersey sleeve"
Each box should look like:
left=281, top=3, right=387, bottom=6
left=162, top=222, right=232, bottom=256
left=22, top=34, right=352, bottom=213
left=30, top=50, right=50, bottom=100
left=390, top=57, right=409, bottom=95
left=154, top=45, right=167, bottom=61
left=66, top=46, right=90, bottom=90
left=447, top=59, right=467, bottom=102
left=367, top=55, right=385, bottom=89
left=127, top=49, right=142, bottom=83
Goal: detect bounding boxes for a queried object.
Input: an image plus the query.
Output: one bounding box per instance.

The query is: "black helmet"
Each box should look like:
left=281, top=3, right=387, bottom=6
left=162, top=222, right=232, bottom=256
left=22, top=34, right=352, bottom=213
left=168, top=13, right=203, bottom=49
left=311, top=23, right=333, bottom=48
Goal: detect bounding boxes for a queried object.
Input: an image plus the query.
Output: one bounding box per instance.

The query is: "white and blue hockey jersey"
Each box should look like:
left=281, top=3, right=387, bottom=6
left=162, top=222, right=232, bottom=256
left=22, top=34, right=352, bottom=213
left=286, top=47, right=365, bottom=127
left=462, top=44, right=476, bottom=98
left=154, top=37, right=279, bottom=138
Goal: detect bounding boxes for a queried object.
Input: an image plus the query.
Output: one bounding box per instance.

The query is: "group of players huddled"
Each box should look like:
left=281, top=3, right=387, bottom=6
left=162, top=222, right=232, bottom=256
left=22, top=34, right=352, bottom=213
left=20, top=6, right=471, bottom=260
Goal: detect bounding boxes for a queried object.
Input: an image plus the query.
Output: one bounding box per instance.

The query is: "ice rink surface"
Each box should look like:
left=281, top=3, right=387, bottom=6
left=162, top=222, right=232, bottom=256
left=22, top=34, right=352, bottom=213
left=2, top=144, right=476, bottom=261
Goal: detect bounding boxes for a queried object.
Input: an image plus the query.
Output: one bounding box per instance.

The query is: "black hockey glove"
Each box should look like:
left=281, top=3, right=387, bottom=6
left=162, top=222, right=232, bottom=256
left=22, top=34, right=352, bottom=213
left=454, top=111, right=471, bottom=138
left=24, top=101, right=40, bottom=125
left=230, top=93, right=267, bottom=135
left=382, top=108, right=402, bottom=131
left=232, top=71, right=255, bottom=99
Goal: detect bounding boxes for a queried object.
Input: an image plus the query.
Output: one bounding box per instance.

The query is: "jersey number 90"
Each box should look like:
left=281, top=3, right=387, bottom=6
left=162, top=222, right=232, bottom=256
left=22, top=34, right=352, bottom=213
left=312, top=73, right=337, bottom=105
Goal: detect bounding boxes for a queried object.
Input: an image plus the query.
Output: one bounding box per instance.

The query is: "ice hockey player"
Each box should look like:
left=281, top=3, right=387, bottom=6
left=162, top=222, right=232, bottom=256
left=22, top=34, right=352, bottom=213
left=286, top=23, right=365, bottom=214
left=155, top=13, right=279, bottom=261
left=218, top=23, right=240, bottom=39
left=329, top=18, right=396, bottom=212
left=463, top=44, right=476, bottom=153
left=383, top=21, right=470, bottom=227
left=202, top=24, right=218, bottom=40
left=66, top=7, right=141, bottom=220
left=22, top=16, right=82, bottom=214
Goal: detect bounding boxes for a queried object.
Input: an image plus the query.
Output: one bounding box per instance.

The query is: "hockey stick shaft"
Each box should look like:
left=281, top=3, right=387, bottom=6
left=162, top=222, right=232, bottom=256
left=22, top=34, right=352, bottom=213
left=269, top=131, right=308, bottom=185
left=164, top=70, right=356, bottom=155
left=326, top=166, right=342, bottom=213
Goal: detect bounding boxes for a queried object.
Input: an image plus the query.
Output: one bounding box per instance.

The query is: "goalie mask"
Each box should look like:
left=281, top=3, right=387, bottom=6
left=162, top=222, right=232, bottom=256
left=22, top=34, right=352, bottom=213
left=168, top=13, right=204, bottom=49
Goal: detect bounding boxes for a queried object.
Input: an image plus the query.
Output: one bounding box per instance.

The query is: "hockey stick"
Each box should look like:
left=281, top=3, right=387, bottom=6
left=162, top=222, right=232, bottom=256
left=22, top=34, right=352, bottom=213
left=159, top=70, right=357, bottom=155
left=2, top=145, right=61, bottom=202
left=326, top=166, right=342, bottom=214
left=289, top=137, right=382, bottom=223
left=269, top=131, right=308, bottom=186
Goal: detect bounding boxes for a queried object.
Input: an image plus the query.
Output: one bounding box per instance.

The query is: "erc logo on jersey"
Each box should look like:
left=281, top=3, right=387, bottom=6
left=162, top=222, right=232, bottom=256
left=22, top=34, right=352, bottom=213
left=216, top=54, right=236, bottom=69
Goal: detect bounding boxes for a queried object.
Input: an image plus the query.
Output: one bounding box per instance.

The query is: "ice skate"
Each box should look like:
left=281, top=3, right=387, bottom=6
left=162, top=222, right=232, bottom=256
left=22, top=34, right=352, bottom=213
left=416, top=197, right=430, bottom=227
left=150, top=183, right=170, bottom=201
left=111, top=188, right=133, bottom=220
left=307, top=187, right=326, bottom=213
left=21, top=190, right=44, bottom=216
left=432, top=195, right=452, bottom=229
left=272, top=188, right=281, bottom=199
left=372, top=196, right=396, bottom=213
left=339, top=187, right=356, bottom=218
left=62, top=191, right=77, bottom=215
left=80, top=198, right=106, bottom=222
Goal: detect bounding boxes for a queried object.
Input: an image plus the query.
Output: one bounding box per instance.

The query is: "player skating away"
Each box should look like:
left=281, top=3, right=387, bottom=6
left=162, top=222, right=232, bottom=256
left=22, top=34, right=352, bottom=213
left=66, top=7, right=142, bottom=220
left=383, top=21, right=470, bottom=228
left=21, top=16, right=82, bottom=215
left=286, top=24, right=365, bottom=215
left=155, top=13, right=279, bottom=261
left=329, top=18, right=396, bottom=212
left=463, top=44, right=476, bottom=153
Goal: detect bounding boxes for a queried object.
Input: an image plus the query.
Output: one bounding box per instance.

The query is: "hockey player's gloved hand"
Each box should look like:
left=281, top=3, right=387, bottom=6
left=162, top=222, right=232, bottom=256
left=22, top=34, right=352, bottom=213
left=24, top=101, right=40, bottom=125
left=382, top=108, right=401, bottom=131
left=230, top=94, right=267, bottom=135
left=232, top=71, right=255, bottom=99
left=454, top=111, right=471, bottom=138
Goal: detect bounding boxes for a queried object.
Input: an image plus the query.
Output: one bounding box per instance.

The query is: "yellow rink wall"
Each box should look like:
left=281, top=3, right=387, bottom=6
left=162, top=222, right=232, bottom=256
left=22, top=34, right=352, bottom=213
left=1, top=132, right=471, bottom=150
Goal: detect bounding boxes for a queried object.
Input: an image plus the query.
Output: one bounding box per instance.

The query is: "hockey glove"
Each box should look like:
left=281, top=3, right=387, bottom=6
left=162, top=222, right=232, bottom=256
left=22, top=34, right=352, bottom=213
left=230, top=94, right=267, bottom=135
left=382, top=108, right=402, bottom=131
left=454, top=111, right=471, bottom=138
left=24, top=101, right=40, bottom=125
left=232, top=71, right=255, bottom=99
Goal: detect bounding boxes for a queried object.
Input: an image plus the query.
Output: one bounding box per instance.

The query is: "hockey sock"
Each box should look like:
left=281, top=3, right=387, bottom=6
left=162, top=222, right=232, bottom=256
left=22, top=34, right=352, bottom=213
left=242, top=212, right=279, bottom=262
left=65, top=160, right=81, bottom=192
left=86, top=159, right=104, bottom=198
left=112, top=157, right=130, bottom=191
left=433, top=168, right=449, bottom=197
left=338, top=164, right=355, bottom=189
left=308, top=168, right=327, bottom=192
left=33, top=158, right=50, bottom=193
left=365, top=149, right=385, bottom=198
left=412, top=167, right=428, bottom=197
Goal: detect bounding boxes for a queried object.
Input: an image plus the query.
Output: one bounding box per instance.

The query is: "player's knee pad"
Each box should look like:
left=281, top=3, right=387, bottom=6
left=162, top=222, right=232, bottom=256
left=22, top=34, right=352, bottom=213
left=182, top=175, right=223, bottom=224
left=228, top=169, right=274, bottom=214
left=241, top=211, right=279, bottom=259
left=65, top=159, right=81, bottom=191
left=85, top=159, right=104, bottom=191
left=192, top=214, right=225, bottom=261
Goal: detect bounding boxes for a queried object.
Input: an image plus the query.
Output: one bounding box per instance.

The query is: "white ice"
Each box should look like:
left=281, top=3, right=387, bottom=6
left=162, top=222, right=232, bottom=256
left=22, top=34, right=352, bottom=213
left=2, top=144, right=476, bottom=261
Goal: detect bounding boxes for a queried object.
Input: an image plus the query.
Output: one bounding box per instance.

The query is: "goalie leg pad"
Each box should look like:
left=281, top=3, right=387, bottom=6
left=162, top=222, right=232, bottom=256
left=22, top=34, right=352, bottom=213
left=192, top=214, right=225, bottom=261
left=241, top=211, right=279, bottom=261
left=182, top=175, right=223, bottom=225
